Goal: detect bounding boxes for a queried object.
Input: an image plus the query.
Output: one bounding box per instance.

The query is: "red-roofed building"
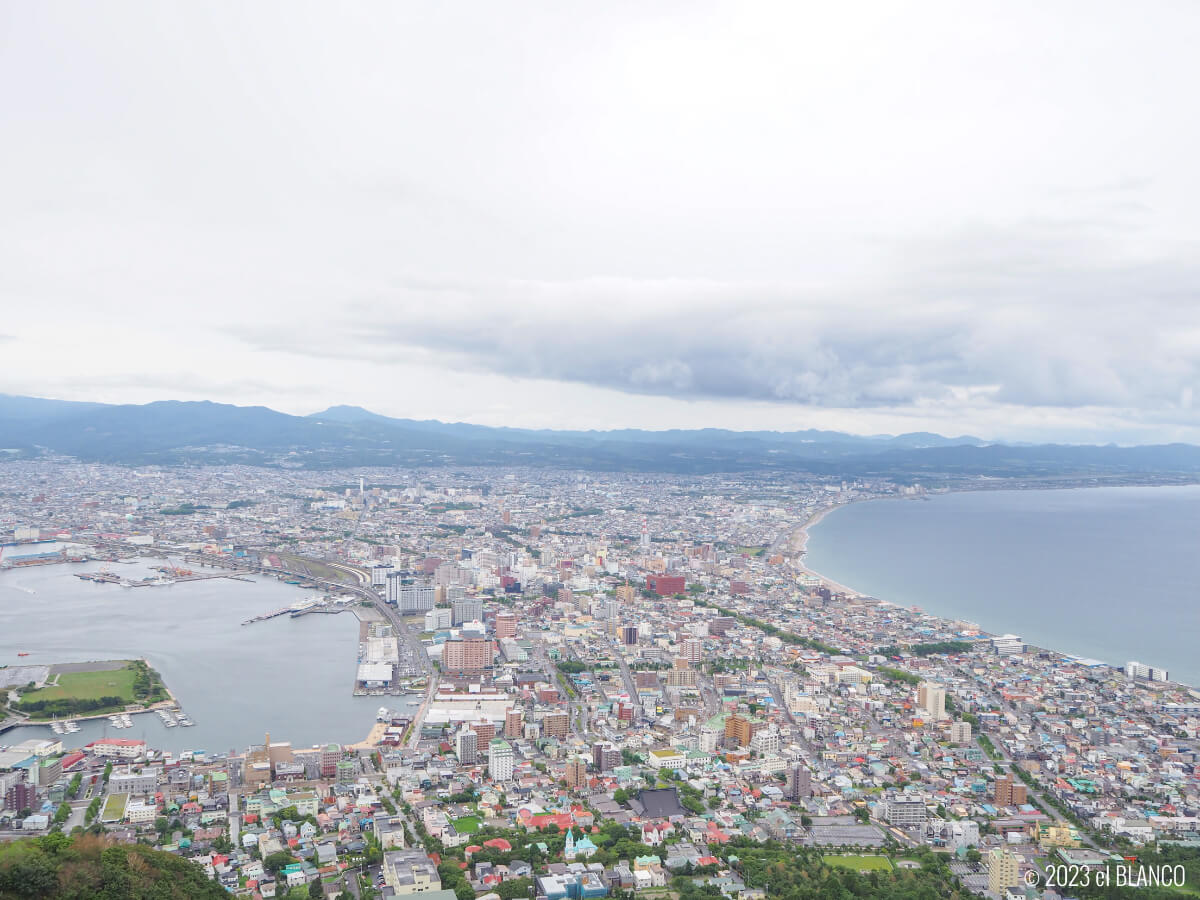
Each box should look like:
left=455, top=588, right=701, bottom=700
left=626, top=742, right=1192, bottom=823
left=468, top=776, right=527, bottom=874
left=88, top=738, right=146, bottom=759
left=704, top=823, right=731, bottom=844
left=520, top=811, right=574, bottom=832
left=61, top=752, right=86, bottom=771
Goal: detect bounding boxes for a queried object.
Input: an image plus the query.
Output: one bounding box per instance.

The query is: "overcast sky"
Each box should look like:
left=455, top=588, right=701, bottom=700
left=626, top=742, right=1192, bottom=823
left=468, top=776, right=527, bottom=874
left=2, top=3, right=1199, bottom=442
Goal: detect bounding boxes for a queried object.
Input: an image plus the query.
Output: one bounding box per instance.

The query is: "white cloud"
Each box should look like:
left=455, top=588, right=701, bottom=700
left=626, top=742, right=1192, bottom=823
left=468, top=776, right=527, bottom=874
left=1, top=2, right=1199, bottom=442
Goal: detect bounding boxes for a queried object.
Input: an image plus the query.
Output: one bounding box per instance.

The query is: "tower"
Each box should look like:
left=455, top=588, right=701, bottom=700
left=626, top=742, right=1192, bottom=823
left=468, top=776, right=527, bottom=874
left=640, top=517, right=651, bottom=551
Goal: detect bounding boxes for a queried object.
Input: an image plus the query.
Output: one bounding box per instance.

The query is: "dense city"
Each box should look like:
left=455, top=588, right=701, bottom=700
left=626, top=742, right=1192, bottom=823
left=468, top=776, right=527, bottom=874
left=2, top=460, right=1199, bottom=899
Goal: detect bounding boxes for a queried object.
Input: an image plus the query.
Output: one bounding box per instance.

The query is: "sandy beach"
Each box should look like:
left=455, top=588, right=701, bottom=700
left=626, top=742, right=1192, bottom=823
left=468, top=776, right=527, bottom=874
left=788, top=503, right=865, bottom=597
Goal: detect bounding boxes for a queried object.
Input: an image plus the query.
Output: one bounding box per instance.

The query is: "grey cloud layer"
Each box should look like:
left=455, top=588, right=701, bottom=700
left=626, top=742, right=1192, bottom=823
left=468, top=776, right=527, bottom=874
left=230, top=225, right=1200, bottom=416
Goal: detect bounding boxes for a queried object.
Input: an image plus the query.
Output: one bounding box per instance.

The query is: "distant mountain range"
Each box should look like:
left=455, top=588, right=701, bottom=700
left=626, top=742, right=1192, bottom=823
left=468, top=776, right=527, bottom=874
left=3, top=393, right=1200, bottom=479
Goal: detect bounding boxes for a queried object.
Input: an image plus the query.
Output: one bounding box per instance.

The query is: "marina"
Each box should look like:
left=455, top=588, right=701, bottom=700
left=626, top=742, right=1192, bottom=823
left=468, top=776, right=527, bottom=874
left=0, top=561, right=422, bottom=752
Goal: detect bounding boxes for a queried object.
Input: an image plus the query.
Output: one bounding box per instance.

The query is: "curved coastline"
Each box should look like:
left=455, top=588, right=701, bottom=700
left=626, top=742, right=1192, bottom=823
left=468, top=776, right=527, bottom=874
left=788, top=489, right=1200, bottom=692
left=789, top=499, right=875, bottom=599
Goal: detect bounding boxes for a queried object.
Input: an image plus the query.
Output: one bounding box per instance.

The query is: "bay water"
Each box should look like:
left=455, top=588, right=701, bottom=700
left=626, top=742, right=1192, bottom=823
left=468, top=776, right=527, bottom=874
left=804, top=485, right=1200, bottom=688
left=0, top=562, right=419, bottom=753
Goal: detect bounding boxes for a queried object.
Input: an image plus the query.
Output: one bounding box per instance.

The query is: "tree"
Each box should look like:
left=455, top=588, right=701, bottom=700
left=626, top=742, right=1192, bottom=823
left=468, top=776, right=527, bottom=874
left=264, top=850, right=296, bottom=874
left=309, top=877, right=324, bottom=898
left=495, top=877, right=533, bottom=899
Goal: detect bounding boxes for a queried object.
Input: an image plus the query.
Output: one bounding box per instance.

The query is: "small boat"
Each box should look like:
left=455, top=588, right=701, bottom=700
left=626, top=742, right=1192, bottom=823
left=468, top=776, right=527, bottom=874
left=17, top=651, right=30, bottom=657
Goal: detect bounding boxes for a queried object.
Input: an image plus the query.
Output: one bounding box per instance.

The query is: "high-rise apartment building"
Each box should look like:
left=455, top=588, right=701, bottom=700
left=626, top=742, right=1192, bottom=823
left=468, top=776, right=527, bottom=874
left=948, top=721, right=972, bottom=744
left=565, top=756, right=587, bottom=789
left=725, top=714, right=760, bottom=747
left=917, top=682, right=947, bottom=721
left=987, top=848, right=1020, bottom=894
left=495, top=612, right=517, bottom=639
left=504, top=708, right=523, bottom=739
left=488, top=739, right=514, bottom=782
left=592, top=742, right=621, bottom=771
left=542, top=711, right=570, bottom=738
left=452, top=597, right=484, bottom=626
left=456, top=728, right=478, bottom=765
left=442, top=638, right=495, bottom=676
left=994, top=774, right=1027, bottom=807
left=785, top=761, right=811, bottom=799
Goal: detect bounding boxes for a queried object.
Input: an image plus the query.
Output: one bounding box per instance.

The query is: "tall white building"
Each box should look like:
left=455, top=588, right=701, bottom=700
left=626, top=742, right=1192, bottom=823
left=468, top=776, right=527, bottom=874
left=397, top=585, right=436, bottom=615
left=991, top=634, right=1024, bottom=656
left=1125, top=661, right=1169, bottom=682
left=948, top=721, right=972, bottom=744
left=750, top=726, right=781, bottom=756
left=918, top=682, right=947, bottom=721
left=883, top=797, right=927, bottom=827
left=488, top=739, right=514, bottom=782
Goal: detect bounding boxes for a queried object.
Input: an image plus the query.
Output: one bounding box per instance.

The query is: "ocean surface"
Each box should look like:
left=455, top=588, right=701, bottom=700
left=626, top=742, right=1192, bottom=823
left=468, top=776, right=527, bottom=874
left=0, top=562, right=419, bottom=753
left=804, top=485, right=1200, bottom=688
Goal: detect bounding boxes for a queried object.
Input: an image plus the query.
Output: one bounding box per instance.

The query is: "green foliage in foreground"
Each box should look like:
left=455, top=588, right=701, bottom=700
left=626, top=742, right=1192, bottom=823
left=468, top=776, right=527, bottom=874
left=1059, top=843, right=1200, bottom=899
left=675, top=839, right=972, bottom=900
left=0, top=832, right=226, bottom=899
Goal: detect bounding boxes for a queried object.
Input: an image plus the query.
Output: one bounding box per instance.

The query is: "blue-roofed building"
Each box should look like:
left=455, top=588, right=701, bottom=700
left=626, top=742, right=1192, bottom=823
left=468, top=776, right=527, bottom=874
left=536, top=873, right=608, bottom=900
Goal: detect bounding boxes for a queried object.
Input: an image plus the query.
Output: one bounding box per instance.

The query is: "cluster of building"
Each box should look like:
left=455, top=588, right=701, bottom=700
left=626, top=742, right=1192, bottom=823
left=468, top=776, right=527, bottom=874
left=3, top=461, right=1200, bottom=899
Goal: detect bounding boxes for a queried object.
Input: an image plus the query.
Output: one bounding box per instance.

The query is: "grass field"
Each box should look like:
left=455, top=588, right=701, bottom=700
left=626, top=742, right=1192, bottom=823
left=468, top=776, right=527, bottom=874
left=34, top=667, right=137, bottom=703
left=824, top=855, right=893, bottom=872
left=451, top=816, right=481, bottom=834
left=102, top=793, right=128, bottom=822
left=18, top=659, right=168, bottom=719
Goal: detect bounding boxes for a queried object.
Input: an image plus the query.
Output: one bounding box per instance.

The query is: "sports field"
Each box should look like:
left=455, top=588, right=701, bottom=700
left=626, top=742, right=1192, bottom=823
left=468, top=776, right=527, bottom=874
left=34, top=666, right=137, bottom=703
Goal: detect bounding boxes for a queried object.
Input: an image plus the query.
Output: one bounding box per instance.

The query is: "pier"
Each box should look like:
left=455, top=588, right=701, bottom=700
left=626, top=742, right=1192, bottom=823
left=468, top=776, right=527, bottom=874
left=242, top=600, right=350, bottom=625
left=241, top=606, right=295, bottom=625
left=75, top=571, right=252, bottom=587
